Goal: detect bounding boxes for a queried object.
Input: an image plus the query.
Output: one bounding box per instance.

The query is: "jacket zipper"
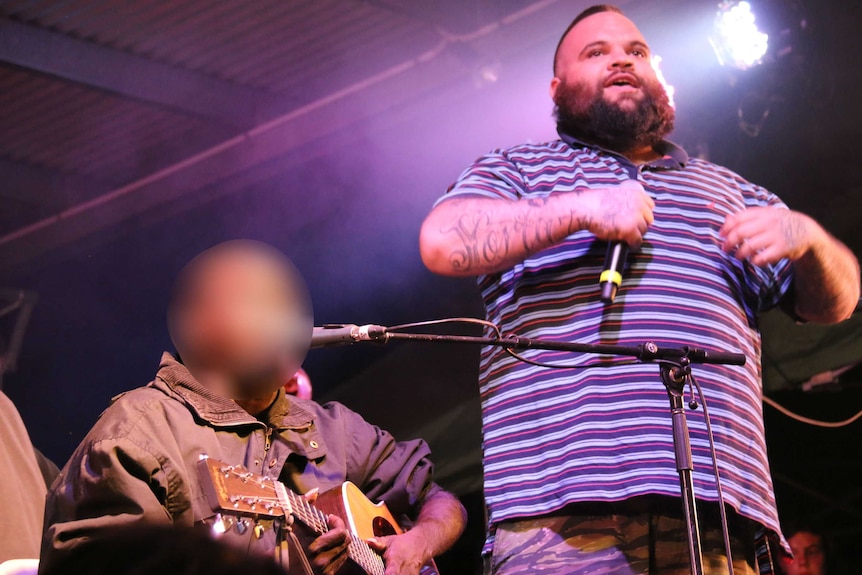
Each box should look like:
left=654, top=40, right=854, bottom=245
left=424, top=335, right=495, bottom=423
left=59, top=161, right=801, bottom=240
left=264, top=427, right=273, bottom=452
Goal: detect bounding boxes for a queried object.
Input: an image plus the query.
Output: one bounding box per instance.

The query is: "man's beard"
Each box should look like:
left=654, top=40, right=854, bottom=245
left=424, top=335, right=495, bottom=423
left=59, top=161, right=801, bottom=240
left=553, top=74, right=675, bottom=154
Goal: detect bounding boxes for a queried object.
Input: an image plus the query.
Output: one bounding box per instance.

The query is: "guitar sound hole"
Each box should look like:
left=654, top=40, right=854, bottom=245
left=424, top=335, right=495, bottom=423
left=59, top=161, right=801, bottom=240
left=372, top=517, right=397, bottom=538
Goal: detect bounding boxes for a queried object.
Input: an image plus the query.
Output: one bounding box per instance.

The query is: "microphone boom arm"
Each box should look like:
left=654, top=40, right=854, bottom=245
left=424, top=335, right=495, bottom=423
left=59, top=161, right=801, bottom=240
left=357, top=330, right=745, bottom=366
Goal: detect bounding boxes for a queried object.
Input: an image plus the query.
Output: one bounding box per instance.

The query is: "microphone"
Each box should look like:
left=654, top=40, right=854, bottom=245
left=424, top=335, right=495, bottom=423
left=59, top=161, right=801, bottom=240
left=310, top=324, right=388, bottom=349
left=599, top=242, right=629, bottom=303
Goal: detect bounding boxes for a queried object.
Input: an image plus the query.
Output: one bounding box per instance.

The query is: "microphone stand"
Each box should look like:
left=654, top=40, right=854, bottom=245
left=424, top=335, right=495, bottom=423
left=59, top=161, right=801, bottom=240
left=355, top=328, right=745, bottom=575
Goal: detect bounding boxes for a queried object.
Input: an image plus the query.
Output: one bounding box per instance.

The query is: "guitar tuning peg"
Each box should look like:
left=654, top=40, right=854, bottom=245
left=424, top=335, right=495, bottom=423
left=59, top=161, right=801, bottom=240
left=210, top=513, right=234, bottom=536
left=254, top=522, right=265, bottom=539
left=235, top=519, right=249, bottom=535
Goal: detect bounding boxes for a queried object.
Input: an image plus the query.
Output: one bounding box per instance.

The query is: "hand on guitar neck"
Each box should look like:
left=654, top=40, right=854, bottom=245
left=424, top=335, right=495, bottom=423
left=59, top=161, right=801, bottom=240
left=305, top=512, right=350, bottom=575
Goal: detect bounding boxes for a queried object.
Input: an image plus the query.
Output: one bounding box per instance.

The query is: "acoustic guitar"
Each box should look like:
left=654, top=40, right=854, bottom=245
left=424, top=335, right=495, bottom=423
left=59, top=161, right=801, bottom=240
left=197, top=456, right=439, bottom=575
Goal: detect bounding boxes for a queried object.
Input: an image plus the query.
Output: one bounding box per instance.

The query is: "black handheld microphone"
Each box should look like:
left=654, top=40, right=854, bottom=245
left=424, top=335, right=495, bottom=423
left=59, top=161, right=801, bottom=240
left=310, top=324, right=388, bottom=348
left=599, top=242, right=629, bottom=303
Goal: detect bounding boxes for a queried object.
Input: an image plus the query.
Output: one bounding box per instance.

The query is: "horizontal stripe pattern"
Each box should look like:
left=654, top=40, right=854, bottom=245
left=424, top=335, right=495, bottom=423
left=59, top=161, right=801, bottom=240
left=444, top=139, right=792, bottom=544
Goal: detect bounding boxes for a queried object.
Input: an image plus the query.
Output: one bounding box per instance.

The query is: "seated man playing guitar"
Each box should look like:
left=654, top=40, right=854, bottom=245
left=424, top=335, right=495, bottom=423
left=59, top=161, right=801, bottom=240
left=40, top=240, right=467, bottom=575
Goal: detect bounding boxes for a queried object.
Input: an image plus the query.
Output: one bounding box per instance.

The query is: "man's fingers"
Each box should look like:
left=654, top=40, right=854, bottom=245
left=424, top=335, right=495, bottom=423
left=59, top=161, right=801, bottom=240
left=720, top=210, right=754, bottom=239
left=309, top=515, right=351, bottom=575
left=644, top=193, right=655, bottom=213
left=732, top=237, right=759, bottom=261
left=367, top=535, right=394, bottom=553
left=749, top=244, right=785, bottom=266
left=730, top=227, right=768, bottom=259
left=328, top=514, right=346, bottom=530
left=315, top=545, right=350, bottom=575
left=307, top=515, right=348, bottom=554
left=626, top=234, right=644, bottom=249
left=592, top=181, right=654, bottom=244
left=638, top=220, right=649, bottom=236
left=730, top=228, right=786, bottom=265
left=307, top=529, right=347, bottom=553
left=721, top=219, right=750, bottom=247
left=722, top=220, right=769, bottom=254
left=721, top=207, right=793, bottom=251
left=722, top=206, right=770, bottom=230
left=367, top=537, right=386, bottom=552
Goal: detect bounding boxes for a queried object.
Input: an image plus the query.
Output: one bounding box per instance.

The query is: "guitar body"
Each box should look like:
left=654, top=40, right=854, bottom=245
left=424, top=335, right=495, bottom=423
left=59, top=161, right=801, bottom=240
left=316, top=482, right=400, bottom=541
left=316, top=482, right=440, bottom=575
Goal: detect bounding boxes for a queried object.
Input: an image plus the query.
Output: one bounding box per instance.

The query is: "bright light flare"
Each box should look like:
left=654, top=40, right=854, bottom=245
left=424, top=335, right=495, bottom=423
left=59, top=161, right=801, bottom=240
left=651, top=54, right=675, bottom=109
left=709, top=1, right=769, bottom=70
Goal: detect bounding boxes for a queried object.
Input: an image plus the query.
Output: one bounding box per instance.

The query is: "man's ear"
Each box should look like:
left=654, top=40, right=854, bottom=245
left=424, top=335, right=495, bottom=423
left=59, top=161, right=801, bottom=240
left=549, top=76, right=561, bottom=100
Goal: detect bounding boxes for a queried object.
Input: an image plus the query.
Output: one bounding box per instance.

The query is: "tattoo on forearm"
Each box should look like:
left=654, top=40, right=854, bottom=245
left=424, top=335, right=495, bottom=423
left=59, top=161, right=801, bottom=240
left=787, top=212, right=860, bottom=322
left=444, top=211, right=512, bottom=273
left=441, top=198, right=592, bottom=273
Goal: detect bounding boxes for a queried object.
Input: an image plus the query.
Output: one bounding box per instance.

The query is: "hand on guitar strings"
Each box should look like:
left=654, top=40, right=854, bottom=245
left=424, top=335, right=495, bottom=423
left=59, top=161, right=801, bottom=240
left=368, top=530, right=430, bottom=575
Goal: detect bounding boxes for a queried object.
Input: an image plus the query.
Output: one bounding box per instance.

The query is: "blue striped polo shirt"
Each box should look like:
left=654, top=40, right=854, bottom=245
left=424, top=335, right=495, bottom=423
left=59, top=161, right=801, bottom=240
left=440, top=134, right=793, bottom=545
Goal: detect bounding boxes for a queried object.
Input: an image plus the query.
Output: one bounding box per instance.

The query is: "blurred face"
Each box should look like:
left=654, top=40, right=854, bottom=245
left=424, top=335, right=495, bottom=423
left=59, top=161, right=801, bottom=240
left=550, top=11, right=674, bottom=153
left=168, top=241, right=312, bottom=401
left=780, top=531, right=826, bottom=575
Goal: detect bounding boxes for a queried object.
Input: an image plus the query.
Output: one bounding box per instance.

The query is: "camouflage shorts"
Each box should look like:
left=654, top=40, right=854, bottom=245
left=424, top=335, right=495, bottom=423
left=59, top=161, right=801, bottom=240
left=487, top=510, right=758, bottom=575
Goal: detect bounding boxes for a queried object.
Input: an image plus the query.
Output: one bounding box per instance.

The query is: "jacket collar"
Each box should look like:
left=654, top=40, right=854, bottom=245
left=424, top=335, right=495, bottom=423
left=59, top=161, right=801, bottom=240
left=151, top=352, right=317, bottom=432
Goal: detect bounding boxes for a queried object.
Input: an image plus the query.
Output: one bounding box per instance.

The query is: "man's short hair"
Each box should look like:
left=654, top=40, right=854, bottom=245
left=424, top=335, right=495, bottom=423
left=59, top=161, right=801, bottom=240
left=553, top=4, right=625, bottom=74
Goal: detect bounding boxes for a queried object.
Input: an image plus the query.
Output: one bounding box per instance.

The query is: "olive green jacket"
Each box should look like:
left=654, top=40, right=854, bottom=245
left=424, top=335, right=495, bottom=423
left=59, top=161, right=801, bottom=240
left=40, top=353, right=438, bottom=572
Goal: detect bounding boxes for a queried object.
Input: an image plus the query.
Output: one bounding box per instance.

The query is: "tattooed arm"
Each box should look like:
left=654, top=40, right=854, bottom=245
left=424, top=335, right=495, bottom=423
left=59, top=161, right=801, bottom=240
left=721, top=208, right=860, bottom=323
left=419, top=181, right=654, bottom=277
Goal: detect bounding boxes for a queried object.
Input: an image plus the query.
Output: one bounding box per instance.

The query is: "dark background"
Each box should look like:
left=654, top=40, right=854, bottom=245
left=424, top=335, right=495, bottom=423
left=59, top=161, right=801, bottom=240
left=1, top=1, right=860, bottom=572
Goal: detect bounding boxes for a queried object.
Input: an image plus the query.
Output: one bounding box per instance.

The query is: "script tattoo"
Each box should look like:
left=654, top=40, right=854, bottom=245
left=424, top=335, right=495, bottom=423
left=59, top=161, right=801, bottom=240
left=444, top=211, right=513, bottom=273
left=441, top=197, right=592, bottom=274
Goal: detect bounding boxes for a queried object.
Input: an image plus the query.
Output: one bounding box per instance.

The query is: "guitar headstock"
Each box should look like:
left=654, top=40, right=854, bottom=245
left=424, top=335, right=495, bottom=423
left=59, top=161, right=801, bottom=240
left=197, top=456, right=288, bottom=519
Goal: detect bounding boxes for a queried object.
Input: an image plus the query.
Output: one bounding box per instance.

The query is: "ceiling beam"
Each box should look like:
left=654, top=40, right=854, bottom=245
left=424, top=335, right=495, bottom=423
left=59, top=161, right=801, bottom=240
left=0, top=18, right=276, bottom=129
left=0, top=156, right=104, bottom=210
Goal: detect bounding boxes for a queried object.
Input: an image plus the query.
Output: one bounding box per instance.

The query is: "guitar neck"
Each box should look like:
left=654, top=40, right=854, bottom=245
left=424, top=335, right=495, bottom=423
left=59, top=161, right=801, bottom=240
left=274, top=481, right=385, bottom=575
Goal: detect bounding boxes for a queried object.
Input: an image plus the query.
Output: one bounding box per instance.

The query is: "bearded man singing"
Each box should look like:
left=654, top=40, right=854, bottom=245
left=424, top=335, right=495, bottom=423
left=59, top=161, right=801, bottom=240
left=419, top=4, right=859, bottom=575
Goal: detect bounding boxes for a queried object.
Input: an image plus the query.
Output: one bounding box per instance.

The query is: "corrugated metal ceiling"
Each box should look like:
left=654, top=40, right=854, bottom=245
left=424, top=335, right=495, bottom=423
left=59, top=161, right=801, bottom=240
left=1, top=0, right=439, bottom=90
left=0, top=0, right=491, bottom=239
left=0, top=63, right=205, bottom=177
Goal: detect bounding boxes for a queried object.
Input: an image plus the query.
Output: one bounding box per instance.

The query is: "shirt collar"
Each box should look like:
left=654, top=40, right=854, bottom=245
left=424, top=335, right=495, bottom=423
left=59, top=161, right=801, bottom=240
left=556, top=126, right=689, bottom=171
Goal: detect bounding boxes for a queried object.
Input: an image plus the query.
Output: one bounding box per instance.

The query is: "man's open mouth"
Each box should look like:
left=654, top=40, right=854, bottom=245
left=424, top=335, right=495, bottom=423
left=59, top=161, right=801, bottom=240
left=605, top=74, right=640, bottom=88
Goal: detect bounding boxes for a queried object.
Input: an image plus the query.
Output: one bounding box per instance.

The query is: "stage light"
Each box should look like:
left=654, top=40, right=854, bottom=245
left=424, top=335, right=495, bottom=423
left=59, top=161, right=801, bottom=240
left=651, top=55, right=675, bottom=109
left=709, top=1, right=769, bottom=70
